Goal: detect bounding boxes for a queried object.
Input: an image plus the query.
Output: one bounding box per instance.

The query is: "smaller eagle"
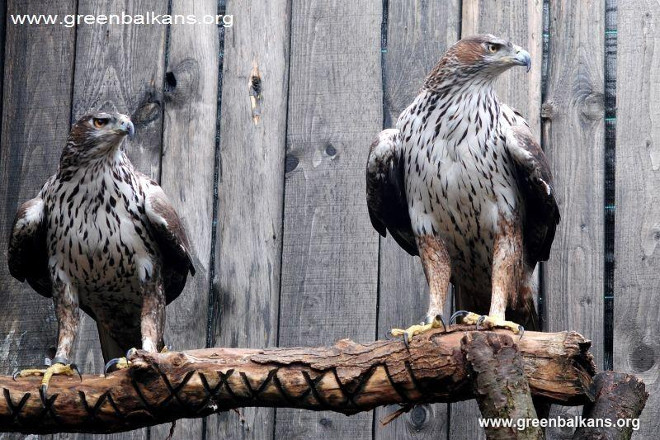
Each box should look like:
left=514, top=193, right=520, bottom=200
left=9, top=112, right=195, bottom=393
left=367, top=35, right=559, bottom=343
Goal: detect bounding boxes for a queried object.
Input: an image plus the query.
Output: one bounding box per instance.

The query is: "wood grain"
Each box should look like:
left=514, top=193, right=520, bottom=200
left=0, top=329, right=596, bottom=435
left=67, top=1, right=168, bottom=439
left=275, top=1, right=382, bottom=438
left=542, top=2, right=605, bottom=437
left=455, top=2, right=544, bottom=438
left=148, top=0, right=219, bottom=439
left=542, top=0, right=604, bottom=364
left=614, top=1, right=660, bottom=438
left=375, top=1, right=459, bottom=438
left=206, top=1, right=290, bottom=439
left=540, top=2, right=605, bottom=439
left=0, top=0, right=76, bottom=412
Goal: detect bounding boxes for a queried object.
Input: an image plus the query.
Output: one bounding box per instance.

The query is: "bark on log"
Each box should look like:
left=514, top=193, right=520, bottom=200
left=462, top=332, right=543, bottom=440
left=0, top=328, right=595, bottom=434
left=573, top=372, right=648, bottom=440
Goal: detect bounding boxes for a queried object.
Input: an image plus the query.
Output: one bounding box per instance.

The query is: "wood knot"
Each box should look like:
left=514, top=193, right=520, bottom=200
left=579, top=92, right=604, bottom=122
left=541, top=101, right=556, bottom=120
left=163, top=58, right=200, bottom=105
left=629, top=343, right=655, bottom=373
left=249, top=63, right=263, bottom=125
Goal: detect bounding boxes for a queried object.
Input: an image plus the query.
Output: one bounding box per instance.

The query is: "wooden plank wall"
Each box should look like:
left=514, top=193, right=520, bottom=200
left=615, top=1, right=659, bottom=439
left=0, top=1, right=648, bottom=439
left=375, top=2, right=459, bottom=439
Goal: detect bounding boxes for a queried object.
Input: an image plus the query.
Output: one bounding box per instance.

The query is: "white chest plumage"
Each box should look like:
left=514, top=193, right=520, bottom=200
left=44, top=158, right=158, bottom=311
left=399, top=87, right=521, bottom=289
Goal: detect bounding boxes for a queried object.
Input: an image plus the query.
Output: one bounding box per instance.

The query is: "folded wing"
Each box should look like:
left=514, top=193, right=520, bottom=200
left=143, top=179, right=196, bottom=304
left=505, top=117, right=560, bottom=264
left=366, top=129, right=418, bottom=256
left=8, top=194, right=51, bottom=297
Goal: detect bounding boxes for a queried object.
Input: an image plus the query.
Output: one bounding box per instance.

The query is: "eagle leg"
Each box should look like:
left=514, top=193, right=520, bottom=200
left=454, top=218, right=526, bottom=337
left=390, top=235, right=451, bottom=346
left=140, top=282, right=166, bottom=353
left=12, top=281, right=83, bottom=397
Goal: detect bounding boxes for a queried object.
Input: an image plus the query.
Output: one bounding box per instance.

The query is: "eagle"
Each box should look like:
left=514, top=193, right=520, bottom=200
left=9, top=112, right=195, bottom=393
left=366, top=35, right=559, bottom=343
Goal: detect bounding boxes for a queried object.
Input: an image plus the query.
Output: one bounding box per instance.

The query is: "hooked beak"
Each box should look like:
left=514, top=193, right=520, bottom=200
left=512, top=46, right=531, bottom=72
left=117, top=115, right=135, bottom=139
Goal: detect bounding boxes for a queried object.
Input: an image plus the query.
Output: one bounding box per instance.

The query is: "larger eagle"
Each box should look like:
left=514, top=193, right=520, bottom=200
left=9, top=112, right=195, bottom=393
left=367, top=35, right=559, bottom=342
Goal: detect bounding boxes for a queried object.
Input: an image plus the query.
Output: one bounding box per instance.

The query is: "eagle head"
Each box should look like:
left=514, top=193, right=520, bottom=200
left=63, top=112, right=135, bottom=164
left=426, top=34, right=531, bottom=88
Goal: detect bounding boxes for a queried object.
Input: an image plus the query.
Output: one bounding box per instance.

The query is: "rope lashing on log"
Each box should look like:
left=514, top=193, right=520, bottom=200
left=0, top=327, right=600, bottom=434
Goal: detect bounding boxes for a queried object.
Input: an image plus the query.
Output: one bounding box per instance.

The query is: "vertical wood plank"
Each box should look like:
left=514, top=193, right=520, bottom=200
left=0, top=2, right=75, bottom=440
left=614, top=1, right=660, bottom=438
left=374, top=1, right=459, bottom=439
left=0, top=0, right=76, bottom=397
left=275, top=1, right=382, bottom=439
left=149, top=0, right=219, bottom=438
left=206, top=1, right=290, bottom=439
left=542, top=1, right=604, bottom=438
left=454, top=2, right=544, bottom=438
left=67, top=1, right=168, bottom=439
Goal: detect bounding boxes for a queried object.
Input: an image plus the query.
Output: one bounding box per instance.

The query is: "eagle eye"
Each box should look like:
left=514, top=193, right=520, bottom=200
left=486, top=43, right=500, bottom=54
left=92, top=117, right=109, bottom=129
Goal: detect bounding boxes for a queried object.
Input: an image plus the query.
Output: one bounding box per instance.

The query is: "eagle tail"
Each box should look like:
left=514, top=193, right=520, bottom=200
left=506, top=295, right=539, bottom=332
left=97, top=324, right=125, bottom=364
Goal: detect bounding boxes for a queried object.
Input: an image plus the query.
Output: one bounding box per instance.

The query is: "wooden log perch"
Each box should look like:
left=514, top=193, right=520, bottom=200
left=463, top=332, right=543, bottom=440
left=0, top=328, right=595, bottom=434
left=573, top=372, right=648, bottom=440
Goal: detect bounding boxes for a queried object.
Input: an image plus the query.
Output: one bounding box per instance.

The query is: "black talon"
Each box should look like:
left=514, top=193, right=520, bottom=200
left=104, top=358, right=122, bottom=374
left=518, top=325, right=525, bottom=340
left=435, top=314, right=447, bottom=332
left=12, top=370, right=19, bottom=381
left=71, top=363, right=83, bottom=381
left=40, top=384, right=48, bottom=402
left=403, top=332, right=410, bottom=349
left=450, top=310, right=469, bottom=325
left=476, top=315, right=486, bottom=330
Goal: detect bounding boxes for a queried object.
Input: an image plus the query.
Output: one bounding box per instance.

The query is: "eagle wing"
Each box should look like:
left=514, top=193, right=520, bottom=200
left=142, top=177, right=196, bottom=304
left=504, top=109, right=560, bottom=264
left=366, top=129, right=418, bottom=256
left=8, top=191, right=52, bottom=298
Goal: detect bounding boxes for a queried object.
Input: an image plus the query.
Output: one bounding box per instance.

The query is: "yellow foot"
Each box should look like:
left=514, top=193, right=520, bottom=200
left=13, top=361, right=82, bottom=397
left=391, top=314, right=446, bottom=347
left=452, top=311, right=524, bottom=336
left=104, top=348, right=138, bottom=373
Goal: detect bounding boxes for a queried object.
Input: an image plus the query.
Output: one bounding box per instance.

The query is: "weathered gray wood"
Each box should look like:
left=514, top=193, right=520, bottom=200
left=0, top=0, right=76, bottom=406
left=614, top=2, right=659, bottom=438
left=453, top=2, right=544, bottom=438
left=67, top=1, right=168, bottom=439
left=205, top=1, right=290, bottom=440
left=148, top=0, right=219, bottom=439
left=542, top=0, right=604, bottom=363
left=542, top=2, right=605, bottom=438
left=275, top=1, right=382, bottom=439
left=375, top=1, right=459, bottom=438
left=0, top=2, right=76, bottom=440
